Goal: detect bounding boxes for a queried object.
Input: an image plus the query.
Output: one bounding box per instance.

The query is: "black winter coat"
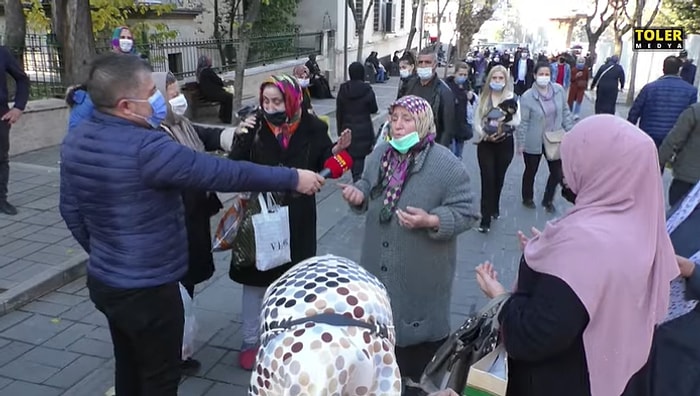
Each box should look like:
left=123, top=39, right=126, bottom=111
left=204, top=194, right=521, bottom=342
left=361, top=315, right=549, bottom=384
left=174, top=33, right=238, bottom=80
left=227, top=112, right=334, bottom=287
left=179, top=124, right=225, bottom=286
left=445, top=76, right=473, bottom=141
left=336, top=80, right=378, bottom=158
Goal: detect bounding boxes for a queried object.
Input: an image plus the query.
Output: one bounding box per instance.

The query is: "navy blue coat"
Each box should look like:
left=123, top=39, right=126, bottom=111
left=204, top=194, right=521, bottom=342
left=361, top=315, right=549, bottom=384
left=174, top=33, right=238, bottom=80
left=59, top=112, right=299, bottom=289
left=628, top=75, right=698, bottom=144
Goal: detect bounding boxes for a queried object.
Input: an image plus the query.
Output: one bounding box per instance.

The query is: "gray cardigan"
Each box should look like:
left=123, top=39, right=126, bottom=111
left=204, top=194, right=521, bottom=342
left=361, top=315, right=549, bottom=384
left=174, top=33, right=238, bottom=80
left=659, top=103, right=700, bottom=184
left=350, top=142, right=479, bottom=347
left=516, top=83, right=573, bottom=155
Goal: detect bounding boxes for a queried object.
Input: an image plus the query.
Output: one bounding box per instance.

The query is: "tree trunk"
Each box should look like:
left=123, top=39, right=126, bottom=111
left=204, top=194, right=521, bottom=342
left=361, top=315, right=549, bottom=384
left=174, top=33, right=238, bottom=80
left=356, top=26, right=365, bottom=62
left=436, top=0, right=441, bottom=43
left=4, top=0, right=26, bottom=60
left=214, top=0, right=226, bottom=65
left=405, top=3, right=419, bottom=52
left=233, top=0, right=263, bottom=109
left=53, top=0, right=97, bottom=86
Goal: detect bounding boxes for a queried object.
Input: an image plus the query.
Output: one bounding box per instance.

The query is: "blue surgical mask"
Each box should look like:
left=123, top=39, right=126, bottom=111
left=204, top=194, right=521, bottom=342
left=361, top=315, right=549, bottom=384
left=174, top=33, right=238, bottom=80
left=455, top=76, right=468, bottom=85
left=417, top=67, right=433, bottom=80
left=389, top=131, right=420, bottom=154
left=131, top=91, right=168, bottom=128
left=489, top=81, right=505, bottom=91
left=576, top=63, right=585, bottom=70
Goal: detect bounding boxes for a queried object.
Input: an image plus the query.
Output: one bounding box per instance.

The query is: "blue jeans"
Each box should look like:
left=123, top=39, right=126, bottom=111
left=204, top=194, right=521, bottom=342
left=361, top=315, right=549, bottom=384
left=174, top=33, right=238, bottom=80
left=451, top=139, right=465, bottom=158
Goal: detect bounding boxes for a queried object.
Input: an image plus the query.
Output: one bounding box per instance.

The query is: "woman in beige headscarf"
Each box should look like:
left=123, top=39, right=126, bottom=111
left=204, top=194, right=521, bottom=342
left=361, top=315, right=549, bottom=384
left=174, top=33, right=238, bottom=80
left=292, top=64, right=314, bottom=113
left=152, top=71, right=255, bottom=373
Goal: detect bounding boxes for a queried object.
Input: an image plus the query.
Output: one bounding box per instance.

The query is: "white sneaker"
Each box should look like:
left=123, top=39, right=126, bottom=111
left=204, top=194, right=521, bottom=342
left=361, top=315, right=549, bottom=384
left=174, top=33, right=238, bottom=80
left=573, top=114, right=580, bottom=120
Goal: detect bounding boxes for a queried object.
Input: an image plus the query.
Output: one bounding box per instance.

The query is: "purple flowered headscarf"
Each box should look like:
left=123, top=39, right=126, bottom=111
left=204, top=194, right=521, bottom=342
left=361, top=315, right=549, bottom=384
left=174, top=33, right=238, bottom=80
left=376, top=95, right=436, bottom=223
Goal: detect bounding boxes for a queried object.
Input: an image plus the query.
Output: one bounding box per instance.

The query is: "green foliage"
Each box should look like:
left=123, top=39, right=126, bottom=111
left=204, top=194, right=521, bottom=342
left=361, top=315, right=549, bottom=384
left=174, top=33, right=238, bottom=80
left=22, top=0, right=178, bottom=37
left=656, top=0, right=700, bottom=34
left=252, top=0, right=300, bottom=35
left=24, top=0, right=50, bottom=32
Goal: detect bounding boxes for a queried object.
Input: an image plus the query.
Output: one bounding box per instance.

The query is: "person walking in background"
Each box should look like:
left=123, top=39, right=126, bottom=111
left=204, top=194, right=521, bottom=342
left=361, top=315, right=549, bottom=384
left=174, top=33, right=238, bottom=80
left=0, top=46, right=29, bottom=216
left=517, top=61, right=574, bottom=214
left=196, top=55, right=234, bottom=124
left=679, top=49, right=697, bottom=86
left=567, top=56, right=589, bottom=120
left=402, top=47, right=457, bottom=146
left=336, top=62, right=378, bottom=181
left=659, top=102, right=700, bottom=206
left=628, top=56, right=697, bottom=149
left=473, top=65, right=520, bottom=233
left=397, top=51, right=417, bottom=99
left=510, top=48, right=534, bottom=98
left=590, top=55, right=625, bottom=115
left=59, top=53, right=323, bottom=396
left=550, top=55, right=571, bottom=91
left=445, top=62, right=473, bottom=158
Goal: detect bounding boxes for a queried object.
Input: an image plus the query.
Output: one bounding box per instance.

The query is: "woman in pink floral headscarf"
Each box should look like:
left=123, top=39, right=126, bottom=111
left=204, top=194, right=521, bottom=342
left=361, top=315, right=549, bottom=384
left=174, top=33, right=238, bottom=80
left=476, top=114, right=679, bottom=396
left=227, top=75, right=351, bottom=371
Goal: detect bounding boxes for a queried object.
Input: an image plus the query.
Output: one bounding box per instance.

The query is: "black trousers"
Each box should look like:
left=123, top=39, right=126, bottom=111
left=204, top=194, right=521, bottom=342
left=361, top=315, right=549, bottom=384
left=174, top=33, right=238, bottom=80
left=668, top=179, right=695, bottom=207
left=88, top=276, right=184, bottom=396
left=397, top=338, right=447, bottom=396
left=0, top=113, right=9, bottom=200
left=522, top=149, right=562, bottom=205
left=477, top=136, right=514, bottom=227
left=351, top=156, right=365, bottom=182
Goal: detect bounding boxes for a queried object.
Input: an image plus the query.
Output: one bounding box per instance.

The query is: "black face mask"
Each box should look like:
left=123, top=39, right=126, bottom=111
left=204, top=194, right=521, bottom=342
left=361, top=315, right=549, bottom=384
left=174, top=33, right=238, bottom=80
left=559, top=58, right=566, bottom=64
left=561, top=185, right=577, bottom=204
left=264, top=110, right=287, bottom=126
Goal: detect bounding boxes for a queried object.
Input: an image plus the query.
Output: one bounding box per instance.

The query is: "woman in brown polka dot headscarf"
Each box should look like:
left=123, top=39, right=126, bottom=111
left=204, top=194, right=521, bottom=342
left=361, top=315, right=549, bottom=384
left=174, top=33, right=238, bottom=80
left=249, top=254, right=402, bottom=395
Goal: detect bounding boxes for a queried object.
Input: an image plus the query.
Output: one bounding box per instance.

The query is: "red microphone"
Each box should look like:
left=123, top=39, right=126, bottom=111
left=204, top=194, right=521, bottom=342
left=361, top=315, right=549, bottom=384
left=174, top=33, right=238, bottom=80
left=319, top=151, right=353, bottom=179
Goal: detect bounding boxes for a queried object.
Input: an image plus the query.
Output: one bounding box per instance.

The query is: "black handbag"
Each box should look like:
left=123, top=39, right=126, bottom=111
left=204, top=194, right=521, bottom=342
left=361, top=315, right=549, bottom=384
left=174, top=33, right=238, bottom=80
left=408, top=293, right=511, bottom=394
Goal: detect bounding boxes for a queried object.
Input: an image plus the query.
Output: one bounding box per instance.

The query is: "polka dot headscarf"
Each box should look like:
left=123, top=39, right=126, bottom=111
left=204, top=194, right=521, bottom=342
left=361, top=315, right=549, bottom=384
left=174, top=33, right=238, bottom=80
left=389, top=95, right=436, bottom=139
left=249, top=255, right=402, bottom=396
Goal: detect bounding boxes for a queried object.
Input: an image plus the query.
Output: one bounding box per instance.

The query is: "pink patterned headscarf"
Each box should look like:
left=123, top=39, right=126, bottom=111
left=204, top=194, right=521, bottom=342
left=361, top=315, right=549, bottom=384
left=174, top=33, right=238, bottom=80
left=523, top=114, right=679, bottom=396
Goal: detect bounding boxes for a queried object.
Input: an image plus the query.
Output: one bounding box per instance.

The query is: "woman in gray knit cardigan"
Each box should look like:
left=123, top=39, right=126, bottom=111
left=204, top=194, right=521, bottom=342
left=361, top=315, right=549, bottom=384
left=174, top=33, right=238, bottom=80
left=340, top=95, right=479, bottom=392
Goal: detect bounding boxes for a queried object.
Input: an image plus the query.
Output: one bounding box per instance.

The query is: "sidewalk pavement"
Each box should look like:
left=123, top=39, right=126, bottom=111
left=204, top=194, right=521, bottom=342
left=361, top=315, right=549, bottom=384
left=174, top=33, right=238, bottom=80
left=0, top=82, right=664, bottom=395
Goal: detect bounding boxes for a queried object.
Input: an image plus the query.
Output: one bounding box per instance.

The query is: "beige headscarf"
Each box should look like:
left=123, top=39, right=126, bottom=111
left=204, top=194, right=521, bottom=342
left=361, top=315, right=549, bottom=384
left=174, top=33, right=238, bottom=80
left=152, top=72, right=205, bottom=152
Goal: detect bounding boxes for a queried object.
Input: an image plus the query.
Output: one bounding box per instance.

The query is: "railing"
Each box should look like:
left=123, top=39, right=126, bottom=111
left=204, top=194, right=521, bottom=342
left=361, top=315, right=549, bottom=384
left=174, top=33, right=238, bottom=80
left=3, top=31, right=325, bottom=100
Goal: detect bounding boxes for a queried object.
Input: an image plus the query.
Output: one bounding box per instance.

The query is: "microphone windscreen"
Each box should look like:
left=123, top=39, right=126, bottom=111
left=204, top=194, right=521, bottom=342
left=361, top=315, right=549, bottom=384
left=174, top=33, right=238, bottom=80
left=323, top=151, right=354, bottom=179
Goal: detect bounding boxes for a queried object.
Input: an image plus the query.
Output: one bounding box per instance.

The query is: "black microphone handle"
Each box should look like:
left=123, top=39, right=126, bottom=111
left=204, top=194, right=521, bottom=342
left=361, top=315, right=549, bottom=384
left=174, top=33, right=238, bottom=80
left=319, top=168, right=332, bottom=179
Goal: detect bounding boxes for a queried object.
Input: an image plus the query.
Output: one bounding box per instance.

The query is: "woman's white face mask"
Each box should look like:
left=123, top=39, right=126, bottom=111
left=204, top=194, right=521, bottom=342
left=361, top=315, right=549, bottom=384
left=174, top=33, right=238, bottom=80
left=169, top=94, right=188, bottom=116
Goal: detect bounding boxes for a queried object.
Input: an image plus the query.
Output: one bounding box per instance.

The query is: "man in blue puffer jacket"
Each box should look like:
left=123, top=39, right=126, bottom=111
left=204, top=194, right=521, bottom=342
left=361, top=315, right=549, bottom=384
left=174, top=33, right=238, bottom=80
left=628, top=56, right=698, bottom=148
left=59, top=53, right=324, bottom=396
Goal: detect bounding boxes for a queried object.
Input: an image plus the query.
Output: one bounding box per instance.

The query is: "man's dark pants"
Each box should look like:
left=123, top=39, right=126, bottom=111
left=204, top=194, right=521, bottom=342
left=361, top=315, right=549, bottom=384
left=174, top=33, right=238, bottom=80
left=0, top=108, right=10, bottom=201
left=87, top=276, right=184, bottom=396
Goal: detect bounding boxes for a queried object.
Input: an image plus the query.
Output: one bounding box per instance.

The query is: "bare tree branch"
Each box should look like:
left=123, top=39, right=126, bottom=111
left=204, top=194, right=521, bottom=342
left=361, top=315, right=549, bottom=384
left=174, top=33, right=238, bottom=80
left=363, top=0, right=374, bottom=25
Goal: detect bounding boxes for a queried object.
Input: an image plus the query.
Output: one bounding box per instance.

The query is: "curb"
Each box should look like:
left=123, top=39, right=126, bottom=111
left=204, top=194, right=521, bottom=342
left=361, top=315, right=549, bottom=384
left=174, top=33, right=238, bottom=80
left=0, top=253, right=88, bottom=316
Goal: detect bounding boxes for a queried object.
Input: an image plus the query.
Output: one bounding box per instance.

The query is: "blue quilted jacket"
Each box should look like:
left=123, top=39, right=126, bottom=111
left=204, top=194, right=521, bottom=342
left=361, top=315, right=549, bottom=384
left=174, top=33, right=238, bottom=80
left=59, top=112, right=299, bottom=289
left=68, top=89, right=94, bottom=130
left=628, top=75, right=698, bottom=143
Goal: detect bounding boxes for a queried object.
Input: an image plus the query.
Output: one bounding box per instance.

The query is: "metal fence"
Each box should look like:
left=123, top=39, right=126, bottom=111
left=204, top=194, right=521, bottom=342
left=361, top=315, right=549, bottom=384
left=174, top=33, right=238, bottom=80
left=4, top=31, right=325, bottom=100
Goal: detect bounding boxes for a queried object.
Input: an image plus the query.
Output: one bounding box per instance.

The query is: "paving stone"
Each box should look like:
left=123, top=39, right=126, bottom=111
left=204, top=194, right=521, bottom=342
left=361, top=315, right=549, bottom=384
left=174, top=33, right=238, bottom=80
left=4, top=241, right=50, bottom=259
left=0, top=376, right=12, bottom=390
left=0, top=314, right=72, bottom=345
left=204, top=382, right=248, bottom=396
left=0, top=311, right=33, bottom=332
left=23, top=251, right=70, bottom=266
left=19, top=301, right=72, bottom=317
left=59, top=363, right=113, bottom=396
left=0, top=358, right=61, bottom=383
left=0, top=380, right=63, bottom=396
left=42, top=323, right=97, bottom=350
left=191, top=346, right=228, bottom=377
left=0, top=340, right=34, bottom=367
left=6, top=263, right=54, bottom=282
left=23, top=198, right=58, bottom=211
left=43, top=355, right=106, bottom=389
left=38, top=292, right=88, bottom=307
left=59, top=300, right=96, bottom=322
left=178, top=377, right=216, bottom=396
left=22, top=346, right=81, bottom=369
left=66, top=337, right=113, bottom=359
left=56, top=278, right=87, bottom=294
left=21, top=231, right=67, bottom=245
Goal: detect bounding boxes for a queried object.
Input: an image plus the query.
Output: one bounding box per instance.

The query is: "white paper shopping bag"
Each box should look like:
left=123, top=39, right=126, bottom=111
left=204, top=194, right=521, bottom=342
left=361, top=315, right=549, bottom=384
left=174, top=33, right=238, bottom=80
left=252, top=193, right=291, bottom=271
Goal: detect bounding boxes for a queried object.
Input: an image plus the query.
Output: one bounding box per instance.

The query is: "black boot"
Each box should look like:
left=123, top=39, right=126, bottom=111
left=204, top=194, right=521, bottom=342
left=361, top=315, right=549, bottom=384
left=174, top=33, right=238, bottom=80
left=0, top=200, right=17, bottom=215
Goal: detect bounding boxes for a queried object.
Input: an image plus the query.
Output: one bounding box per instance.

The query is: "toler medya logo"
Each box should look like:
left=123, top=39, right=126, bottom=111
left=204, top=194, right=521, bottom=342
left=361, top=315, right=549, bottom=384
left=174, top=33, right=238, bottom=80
left=633, top=27, right=685, bottom=50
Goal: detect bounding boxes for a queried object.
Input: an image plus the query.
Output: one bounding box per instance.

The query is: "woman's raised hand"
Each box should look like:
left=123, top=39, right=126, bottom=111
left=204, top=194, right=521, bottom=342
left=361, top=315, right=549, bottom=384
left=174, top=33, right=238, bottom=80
left=338, top=183, right=364, bottom=206
left=516, top=227, right=541, bottom=252
left=475, top=261, right=507, bottom=299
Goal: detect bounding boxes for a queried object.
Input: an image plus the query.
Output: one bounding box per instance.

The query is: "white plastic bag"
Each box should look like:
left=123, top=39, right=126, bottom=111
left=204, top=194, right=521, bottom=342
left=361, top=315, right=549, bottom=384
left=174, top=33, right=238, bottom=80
left=252, top=193, right=291, bottom=271
left=179, top=283, right=198, bottom=360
